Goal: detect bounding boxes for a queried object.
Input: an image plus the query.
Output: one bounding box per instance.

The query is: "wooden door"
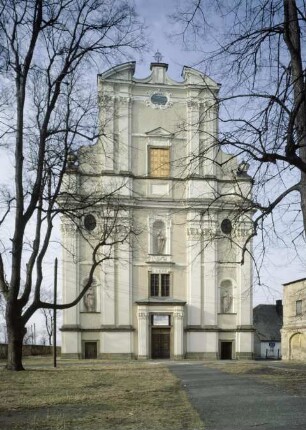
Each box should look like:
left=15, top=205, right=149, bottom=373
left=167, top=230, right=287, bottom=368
left=151, top=329, right=170, bottom=359
left=84, top=342, right=97, bottom=359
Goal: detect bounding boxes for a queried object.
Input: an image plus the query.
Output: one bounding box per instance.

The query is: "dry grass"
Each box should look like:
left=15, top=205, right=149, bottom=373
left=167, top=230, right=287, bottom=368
left=0, top=357, right=204, bottom=430
left=205, top=360, right=306, bottom=395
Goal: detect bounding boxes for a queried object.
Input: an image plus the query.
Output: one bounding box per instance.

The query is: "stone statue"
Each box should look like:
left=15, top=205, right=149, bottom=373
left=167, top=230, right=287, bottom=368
left=84, top=286, right=95, bottom=312
left=221, top=288, right=232, bottom=313
left=157, top=230, right=166, bottom=254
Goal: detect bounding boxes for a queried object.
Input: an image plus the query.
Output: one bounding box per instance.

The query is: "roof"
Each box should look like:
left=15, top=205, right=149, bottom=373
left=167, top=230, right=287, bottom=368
left=98, top=62, right=219, bottom=88
left=253, top=304, right=283, bottom=342
left=283, top=277, right=306, bottom=286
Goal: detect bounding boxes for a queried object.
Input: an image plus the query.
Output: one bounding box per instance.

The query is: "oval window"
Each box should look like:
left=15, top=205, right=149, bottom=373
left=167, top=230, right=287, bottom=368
left=221, top=219, right=232, bottom=235
left=84, top=214, right=96, bottom=231
left=151, top=93, right=168, bottom=106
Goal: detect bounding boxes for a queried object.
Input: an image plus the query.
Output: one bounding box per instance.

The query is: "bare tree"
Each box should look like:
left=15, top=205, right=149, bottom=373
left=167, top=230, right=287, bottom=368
left=40, top=307, right=53, bottom=345
left=40, top=291, right=54, bottom=346
left=170, top=0, right=306, bottom=273
left=0, top=0, right=145, bottom=370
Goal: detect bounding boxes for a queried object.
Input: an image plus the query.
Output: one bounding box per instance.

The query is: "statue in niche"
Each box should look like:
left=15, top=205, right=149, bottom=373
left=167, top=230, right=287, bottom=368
left=157, top=230, right=166, bottom=254
left=84, top=285, right=96, bottom=312
left=221, top=288, right=233, bottom=313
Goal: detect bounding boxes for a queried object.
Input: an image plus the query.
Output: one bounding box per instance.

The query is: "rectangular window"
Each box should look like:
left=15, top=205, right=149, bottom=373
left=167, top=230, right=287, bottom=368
left=150, top=274, right=159, bottom=296
left=149, top=148, right=170, bottom=177
left=150, top=273, right=170, bottom=297
left=296, top=300, right=302, bottom=316
left=161, top=274, right=170, bottom=296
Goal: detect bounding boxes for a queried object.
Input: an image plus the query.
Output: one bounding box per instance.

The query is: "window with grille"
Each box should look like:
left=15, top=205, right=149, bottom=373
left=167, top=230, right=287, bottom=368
left=149, top=148, right=170, bottom=177
left=150, top=273, right=170, bottom=297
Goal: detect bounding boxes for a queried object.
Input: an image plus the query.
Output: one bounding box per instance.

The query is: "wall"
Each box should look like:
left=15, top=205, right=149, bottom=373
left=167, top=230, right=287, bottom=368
left=0, top=344, right=60, bottom=359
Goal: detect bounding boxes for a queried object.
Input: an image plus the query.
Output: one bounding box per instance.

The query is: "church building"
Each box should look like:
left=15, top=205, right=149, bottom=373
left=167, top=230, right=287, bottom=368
left=61, top=59, right=254, bottom=360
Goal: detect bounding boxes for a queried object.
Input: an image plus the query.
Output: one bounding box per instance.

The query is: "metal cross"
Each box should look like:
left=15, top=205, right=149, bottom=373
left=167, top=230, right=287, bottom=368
left=154, top=50, right=163, bottom=63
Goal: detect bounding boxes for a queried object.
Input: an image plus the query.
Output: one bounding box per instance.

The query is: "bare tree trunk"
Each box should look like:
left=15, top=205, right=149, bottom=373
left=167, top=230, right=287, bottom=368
left=283, top=0, right=306, bottom=232
left=300, top=175, right=306, bottom=233
left=6, top=304, right=26, bottom=371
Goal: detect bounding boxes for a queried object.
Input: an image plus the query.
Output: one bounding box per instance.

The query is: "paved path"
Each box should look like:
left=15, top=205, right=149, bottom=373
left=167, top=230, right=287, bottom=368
left=169, top=363, right=306, bottom=430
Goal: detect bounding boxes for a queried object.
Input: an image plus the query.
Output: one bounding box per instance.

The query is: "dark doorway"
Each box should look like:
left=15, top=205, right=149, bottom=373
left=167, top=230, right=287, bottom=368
left=84, top=342, right=97, bottom=359
left=151, top=328, right=170, bottom=359
left=220, top=341, right=232, bottom=360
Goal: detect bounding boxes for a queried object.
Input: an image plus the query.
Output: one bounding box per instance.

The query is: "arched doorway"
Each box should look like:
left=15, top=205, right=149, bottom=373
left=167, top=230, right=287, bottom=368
left=290, top=333, right=306, bottom=360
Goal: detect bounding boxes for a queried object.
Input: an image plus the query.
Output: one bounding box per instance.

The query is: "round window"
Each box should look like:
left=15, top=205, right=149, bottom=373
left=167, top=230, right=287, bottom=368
left=84, top=214, right=96, bottom=231
left=221, top=219, right=232, bottom=235
left=151, top=93, right=168, bottom=106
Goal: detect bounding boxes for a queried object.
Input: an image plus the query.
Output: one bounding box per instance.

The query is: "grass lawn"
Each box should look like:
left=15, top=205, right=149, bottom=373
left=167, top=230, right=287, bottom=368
left=0, top=357, right=204, bottom=430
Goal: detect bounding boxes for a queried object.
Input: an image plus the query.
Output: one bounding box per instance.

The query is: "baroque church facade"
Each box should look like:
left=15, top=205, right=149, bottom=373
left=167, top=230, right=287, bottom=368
left=61, top=60, right=254, bottom=360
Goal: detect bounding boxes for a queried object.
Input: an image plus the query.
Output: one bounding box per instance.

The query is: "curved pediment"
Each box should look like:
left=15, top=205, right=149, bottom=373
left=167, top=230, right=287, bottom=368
left=98, top=61, right=136, bottom=81
left=182, top=66, right=220, bottom=89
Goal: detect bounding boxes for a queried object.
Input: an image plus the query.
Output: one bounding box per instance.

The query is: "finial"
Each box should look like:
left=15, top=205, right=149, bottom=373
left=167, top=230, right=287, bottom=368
left=153, top=50, right=163, bottom=63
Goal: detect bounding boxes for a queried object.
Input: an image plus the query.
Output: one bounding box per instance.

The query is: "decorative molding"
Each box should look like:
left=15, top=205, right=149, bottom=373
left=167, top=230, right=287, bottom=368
left=61, top=222, right=77, bottom=234
left=173, top=311, right=184, bottom=320
left=116, top=95, right=132, bottom=105
left=146, top=89, right=173, bottom=110
left=187, top=227, right=202, bottom=240
left=137, top=311, right=149, bottom=320
left=184, top=325, right=254, bottom=332
left=99, top=94, right=115, bottom=106
left=100, top=325, right=135, bottom=332
left=186, top=99, right=199, bottom=109
left=234, top=227, right=253, bottom=238
left=146, top=254, right=173, bottom=264
left=136, top=299, right=186, bottom=306
left=202, top=227, right=216, bottom=237
left=185, top=325, right=218, bottom=332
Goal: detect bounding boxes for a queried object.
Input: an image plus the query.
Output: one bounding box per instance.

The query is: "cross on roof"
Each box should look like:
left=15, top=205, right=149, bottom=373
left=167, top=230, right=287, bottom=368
left=153, top=50, right=163, bottom=63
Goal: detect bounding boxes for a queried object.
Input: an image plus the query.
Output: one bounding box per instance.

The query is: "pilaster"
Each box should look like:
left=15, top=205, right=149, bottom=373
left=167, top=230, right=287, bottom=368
left=186, top=218, right=202, bottom=326
left=186, top=96, right=200, bottom=176
left=118, top=95, right=132, bottom=173
left=203, top=216, right=218, bottom=326
left=236, top=222, right=253, bottom=326
left=173, top=308, right=184, bottom=358
left=101, top=247, right=115, bottom=325
left=137, top=307, right=149, bottom=359
left=100, top=93, right=115, bottom=171
left=117, top=237, right=132, bottom=326
left=61, top=221, right=79, bottom=327
left=201, top=100, right=218, bottom=176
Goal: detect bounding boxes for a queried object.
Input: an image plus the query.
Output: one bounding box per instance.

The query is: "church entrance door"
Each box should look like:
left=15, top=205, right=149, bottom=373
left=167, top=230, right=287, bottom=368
left=220, top=341, right=232, bottom=359
left=84, top=342, right=97, bottom=359
left=151, top=328, right=170, bottom=359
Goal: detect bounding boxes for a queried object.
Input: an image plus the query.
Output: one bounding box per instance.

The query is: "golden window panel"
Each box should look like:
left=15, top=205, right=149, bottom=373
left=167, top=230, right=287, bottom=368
left=149, top=148, right=170, bottom=177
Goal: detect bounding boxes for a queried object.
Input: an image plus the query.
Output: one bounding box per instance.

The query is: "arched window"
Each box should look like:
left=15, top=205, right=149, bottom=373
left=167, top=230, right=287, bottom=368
left=220, top=280, right=233, bottom=313
left=152, top=220, right=166, bottom=254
